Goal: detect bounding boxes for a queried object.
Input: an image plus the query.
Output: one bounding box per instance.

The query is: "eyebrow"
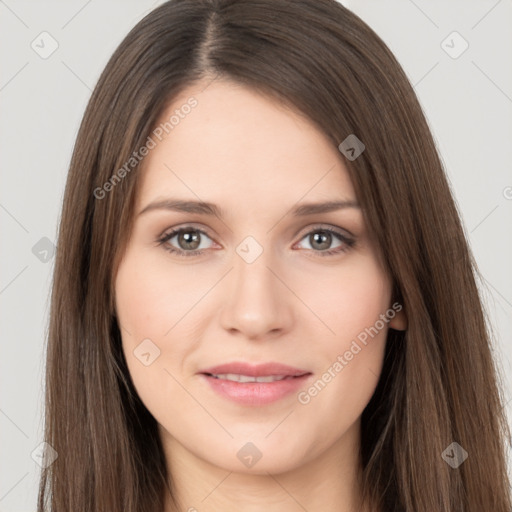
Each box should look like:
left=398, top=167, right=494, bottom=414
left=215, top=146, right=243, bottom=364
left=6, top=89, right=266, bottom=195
left=138, top=198, right=360, bottom=218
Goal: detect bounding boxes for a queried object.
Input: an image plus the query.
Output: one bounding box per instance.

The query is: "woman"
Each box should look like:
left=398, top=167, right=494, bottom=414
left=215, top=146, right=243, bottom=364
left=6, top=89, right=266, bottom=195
left=38, top=0, right=511, bottom=511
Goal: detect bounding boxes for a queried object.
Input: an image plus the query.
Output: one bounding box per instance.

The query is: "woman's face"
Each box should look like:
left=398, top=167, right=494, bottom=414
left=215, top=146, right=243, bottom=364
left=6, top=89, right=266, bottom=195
left=115, top=78, right=405, bottom=475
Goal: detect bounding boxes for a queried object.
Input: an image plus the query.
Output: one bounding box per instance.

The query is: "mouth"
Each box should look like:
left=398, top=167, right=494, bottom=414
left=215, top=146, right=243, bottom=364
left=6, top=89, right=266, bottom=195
left=198, top=362, right=313, bottom=406
left=203, top=373, right=306, bottom=383
left=199, top=361, right=310, bottom=378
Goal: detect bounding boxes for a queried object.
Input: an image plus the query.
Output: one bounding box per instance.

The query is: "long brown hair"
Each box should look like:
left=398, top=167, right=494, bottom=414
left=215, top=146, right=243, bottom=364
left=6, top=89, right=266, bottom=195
left=38, top=1, right=511, bottom=510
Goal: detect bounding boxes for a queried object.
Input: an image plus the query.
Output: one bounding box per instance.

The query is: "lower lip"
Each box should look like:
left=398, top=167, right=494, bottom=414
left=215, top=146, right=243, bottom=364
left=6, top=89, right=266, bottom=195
left=199, top=374, right=312, bottom=406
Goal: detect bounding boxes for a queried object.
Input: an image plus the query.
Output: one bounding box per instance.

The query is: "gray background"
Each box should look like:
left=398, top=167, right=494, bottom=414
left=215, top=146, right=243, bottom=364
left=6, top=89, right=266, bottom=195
left=1, top=0, right=511, bottom=509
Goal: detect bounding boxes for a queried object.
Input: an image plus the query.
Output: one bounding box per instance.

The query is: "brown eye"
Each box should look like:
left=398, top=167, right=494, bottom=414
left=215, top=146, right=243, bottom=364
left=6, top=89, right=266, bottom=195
left=309, top=231, right=333, bottom=251
left=158, top=227, right=214, bottom=256
left=176, top=230, right=201, bottom=250
left=296, top=226, right=355, bottom=257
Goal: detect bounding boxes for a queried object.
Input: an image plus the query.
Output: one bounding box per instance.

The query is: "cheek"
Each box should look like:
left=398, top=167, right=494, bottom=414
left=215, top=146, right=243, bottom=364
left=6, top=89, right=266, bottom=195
left=114, top=247, right=218, bottom=402
left=114, top=249, right=183, bottom=394
left=296, top=251, right=391, bottom=343
left=115, top=248, right=207, bottom=340
left=293, top=253, right=391, bottom=416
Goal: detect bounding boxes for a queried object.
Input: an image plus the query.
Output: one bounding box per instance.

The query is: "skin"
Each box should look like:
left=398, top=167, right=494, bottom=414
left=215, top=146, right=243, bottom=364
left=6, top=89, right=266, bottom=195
left=114, top=77, right=406, bottom=512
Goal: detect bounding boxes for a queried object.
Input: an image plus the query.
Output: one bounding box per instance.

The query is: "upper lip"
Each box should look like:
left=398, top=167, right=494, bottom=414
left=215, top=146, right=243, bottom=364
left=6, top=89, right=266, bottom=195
left=199, top=362, right=311, bottom=377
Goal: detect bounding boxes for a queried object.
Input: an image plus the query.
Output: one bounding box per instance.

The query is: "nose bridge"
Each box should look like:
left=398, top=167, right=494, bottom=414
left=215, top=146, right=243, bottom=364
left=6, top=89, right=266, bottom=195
left=219, top=236, right=292, bottom=338
left=233, top=243, right=274, bottom=296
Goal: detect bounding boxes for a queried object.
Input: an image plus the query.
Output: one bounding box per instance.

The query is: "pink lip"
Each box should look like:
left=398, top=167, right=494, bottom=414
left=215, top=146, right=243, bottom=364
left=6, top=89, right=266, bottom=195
left=199, top=361, right=310, bottom=377
left=198, top=362, right=312, bottom=406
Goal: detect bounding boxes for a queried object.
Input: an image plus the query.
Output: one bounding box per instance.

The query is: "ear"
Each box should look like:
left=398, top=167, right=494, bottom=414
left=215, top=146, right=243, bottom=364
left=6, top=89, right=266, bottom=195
left=389, top=305, right=407, bottom=331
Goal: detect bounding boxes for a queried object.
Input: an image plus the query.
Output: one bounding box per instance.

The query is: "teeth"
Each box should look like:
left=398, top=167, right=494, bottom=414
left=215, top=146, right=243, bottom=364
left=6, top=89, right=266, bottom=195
left=210, top=373, right=291, bottom=383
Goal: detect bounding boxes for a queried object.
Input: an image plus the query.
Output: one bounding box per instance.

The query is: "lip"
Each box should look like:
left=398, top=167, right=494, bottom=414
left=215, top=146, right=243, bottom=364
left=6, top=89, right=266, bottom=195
left=199, top=362, right=310, bottom=377
left=198, top=362, right=312, bottom=406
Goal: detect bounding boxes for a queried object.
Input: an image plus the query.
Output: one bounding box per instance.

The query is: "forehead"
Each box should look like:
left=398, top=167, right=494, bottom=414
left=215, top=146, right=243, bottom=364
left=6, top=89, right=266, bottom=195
left=137, top=79, right=356, bottom=212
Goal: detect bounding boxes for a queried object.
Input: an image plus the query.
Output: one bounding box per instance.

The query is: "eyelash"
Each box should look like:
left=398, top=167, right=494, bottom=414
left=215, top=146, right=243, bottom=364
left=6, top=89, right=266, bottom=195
left=156, top=225, right=355, bottom=258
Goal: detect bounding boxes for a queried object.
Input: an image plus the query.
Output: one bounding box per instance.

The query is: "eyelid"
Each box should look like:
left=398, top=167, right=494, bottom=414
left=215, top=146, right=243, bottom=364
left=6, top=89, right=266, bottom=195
left=158, top=222, right=216, bottom=241
left=293, top=222, right=355, bottom=240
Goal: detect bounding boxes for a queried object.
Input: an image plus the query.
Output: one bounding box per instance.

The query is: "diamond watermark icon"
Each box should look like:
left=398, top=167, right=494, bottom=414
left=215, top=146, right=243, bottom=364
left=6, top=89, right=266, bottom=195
left=32, top=237, right=56, bottom=263
left=237, top=442, right=263, bottom=468
left=236, top=236, right=263, bottom=264
left=338, top=134, right=365, bottom=161
left=31, top=441, right=58, bottom=469
left=441, top=441, right=468, bottom=468
left=134, top=338, right=161, bottom=366
left=441, top=31, right=469, bottom=59
left=31, top=31, right=59, bottom=59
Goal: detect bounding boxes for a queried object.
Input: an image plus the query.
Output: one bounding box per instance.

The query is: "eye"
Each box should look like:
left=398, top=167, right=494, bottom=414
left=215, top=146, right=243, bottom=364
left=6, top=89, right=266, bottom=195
left=157, top=224, right=355, bottom=258
left=157, top=227, right=215, bottom=257
left=294, top=226, right=355, bottom=257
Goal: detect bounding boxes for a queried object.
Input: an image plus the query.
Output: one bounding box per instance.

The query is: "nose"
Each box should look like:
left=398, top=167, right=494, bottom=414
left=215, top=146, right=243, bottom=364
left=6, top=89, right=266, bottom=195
left=219, top=245, right=294, bottom=340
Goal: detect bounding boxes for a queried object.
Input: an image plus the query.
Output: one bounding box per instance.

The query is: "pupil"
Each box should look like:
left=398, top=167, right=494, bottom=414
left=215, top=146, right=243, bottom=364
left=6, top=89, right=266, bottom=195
left=179, top=231, right=200, bottom=250
left=311, top=231, right=331, bottom=250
